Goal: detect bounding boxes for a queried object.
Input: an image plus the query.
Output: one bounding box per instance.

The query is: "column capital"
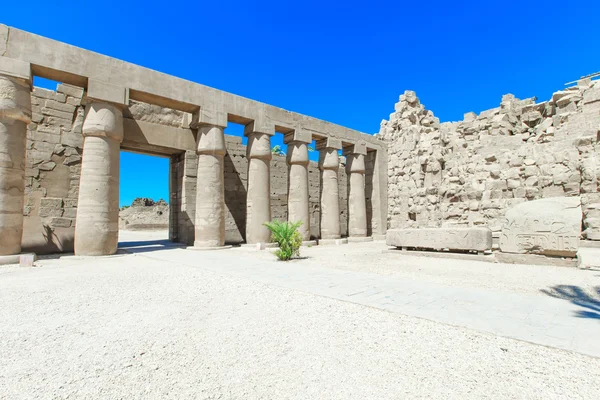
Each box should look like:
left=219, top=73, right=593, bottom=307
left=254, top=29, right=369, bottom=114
left=0, top=57, right=32, bottom=124
left=287, top=141, right=309, bottom=165
left=246, top=131, right=272, bottom=160
left=85, top=79, right=129, bottom=106
left=346, top=153, right=366, bottom=174
left=319, top=147, right=340, bottom=171
left=197, top=125, right=226, bottom=156
left=82, top=102, right=124, bottom=142
left=342, top=140, right=367, bottom=156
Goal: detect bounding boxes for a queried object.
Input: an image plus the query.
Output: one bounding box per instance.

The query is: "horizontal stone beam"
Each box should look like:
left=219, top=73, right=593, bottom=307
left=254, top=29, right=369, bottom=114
left=2, top=25, right=384, bottom=150
left=386, top=228, right=493, bottom=252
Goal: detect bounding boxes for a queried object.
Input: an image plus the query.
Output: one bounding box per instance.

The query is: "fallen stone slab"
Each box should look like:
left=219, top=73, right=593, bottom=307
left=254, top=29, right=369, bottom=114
left=500, top=197, right=581, bottom=257
left=386, top=228, right=493, bottom=252
left=577, top=247, right=600, bottom=269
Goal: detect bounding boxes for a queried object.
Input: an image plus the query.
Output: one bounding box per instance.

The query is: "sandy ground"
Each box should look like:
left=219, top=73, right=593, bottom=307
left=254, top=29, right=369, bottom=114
left=1, top=231, right=599, bottom=399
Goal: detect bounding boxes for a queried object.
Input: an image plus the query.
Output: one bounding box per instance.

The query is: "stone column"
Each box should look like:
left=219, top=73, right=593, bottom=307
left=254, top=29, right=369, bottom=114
left=345, top=143, right=369, bottom=240
left=317, top=138, right=342, bottom=241
left=0, top=60, right=32, bottom=256
left=285, top=131, right=311, bottom=241
left=75, top=102, right=124, bottom=256
left=244, top=121, right=274, bottom=244
left=193, top=124, right=227, bottom=248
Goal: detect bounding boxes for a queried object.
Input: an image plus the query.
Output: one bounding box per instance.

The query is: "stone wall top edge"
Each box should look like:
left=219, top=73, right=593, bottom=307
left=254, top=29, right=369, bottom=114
left=4, top=25, right=381, bottom=148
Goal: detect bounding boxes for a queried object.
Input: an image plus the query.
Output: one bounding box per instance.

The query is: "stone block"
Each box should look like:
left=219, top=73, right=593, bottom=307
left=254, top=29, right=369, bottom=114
left=33, top=87, right=66, bottom=102
left=50, top=217, right=72, bottom=228
left=40, top=197, right=63, bottom=208
left=41, top=107, right=74, bottom=121
left=63, top=208, right=77, bottom=218
left=38, top=161, right=57, bottom=171
left=45, top=99, right=76, bottom=114
left=62, top=133, right=83, bottom=148
left=500, top=197, right=581, bottom=257
left=19, top=253, right=36, bottom=267
left=386, top=228, right=492, bottom=252
left=57, top=83, right=84, bottom=99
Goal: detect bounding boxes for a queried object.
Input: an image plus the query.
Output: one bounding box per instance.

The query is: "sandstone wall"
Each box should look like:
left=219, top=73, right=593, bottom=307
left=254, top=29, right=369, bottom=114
left=23, top=85, right=357, bottom=253
left=22, top=84, right=85, bottom=253
left=378, top=79, right=600, bottom=241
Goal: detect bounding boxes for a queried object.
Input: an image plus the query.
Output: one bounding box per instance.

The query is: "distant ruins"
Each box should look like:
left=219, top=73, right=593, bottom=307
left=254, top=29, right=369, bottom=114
left=1, top=24, right=598, bottom=263
left=119, top=198, right=169, bottom=231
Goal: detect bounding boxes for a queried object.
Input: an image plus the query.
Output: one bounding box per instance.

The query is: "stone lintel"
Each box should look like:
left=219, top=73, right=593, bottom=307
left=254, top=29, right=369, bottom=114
left=316, top=137, right=342, bottom=150
left=386, top=228, right=493, bottom=252
left=342, top=140, right=367, bottom=156
left=86, top=79, right=129, bottom=105
left=0, top=56, right=32, bottom=83
left=283, top=129, right=312, bottom=144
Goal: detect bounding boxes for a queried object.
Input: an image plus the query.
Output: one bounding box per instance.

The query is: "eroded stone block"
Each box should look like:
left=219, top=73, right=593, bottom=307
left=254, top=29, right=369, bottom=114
left=500, top=197, right=581, bottom=257
left=386, top=228, right=492, bottom=252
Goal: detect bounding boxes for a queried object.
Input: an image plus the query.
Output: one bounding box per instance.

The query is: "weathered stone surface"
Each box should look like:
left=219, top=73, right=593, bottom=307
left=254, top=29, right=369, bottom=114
left=386, top=228, right=493, bottom=252
left=500, top=197, right=581, bottom=257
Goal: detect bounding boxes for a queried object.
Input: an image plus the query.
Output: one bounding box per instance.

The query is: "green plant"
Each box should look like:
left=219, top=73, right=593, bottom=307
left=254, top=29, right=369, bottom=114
left=271, top=145, right=285, bottom=156
left=264, top=220, right=303, bottom=261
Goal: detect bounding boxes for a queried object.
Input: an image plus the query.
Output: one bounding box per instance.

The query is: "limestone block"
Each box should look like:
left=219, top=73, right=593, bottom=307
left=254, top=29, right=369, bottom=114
left=500, top=197, right=581, bottom=257
left=62, top=133, right=83, bottom=148
left=57, top=84, right=84, bottom=99
left=38, top=161, right=56, bottom=171
left=50, top=217, right=72, bottom=228
left=386, top=228, right=492, bottom=252
left=583, top=88, right=600, bottom=105
left=33, top=88, right=66, bottom=103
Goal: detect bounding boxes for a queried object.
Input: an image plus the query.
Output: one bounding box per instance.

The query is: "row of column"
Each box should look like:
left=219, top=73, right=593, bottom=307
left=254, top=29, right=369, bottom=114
left=0, top=66, right=369, bottom=256
left=192, top=124, right=370, bottom=249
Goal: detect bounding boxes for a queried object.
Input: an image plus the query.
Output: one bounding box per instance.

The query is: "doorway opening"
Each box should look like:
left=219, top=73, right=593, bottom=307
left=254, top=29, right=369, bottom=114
left=118, top=150, right=175, bottom=252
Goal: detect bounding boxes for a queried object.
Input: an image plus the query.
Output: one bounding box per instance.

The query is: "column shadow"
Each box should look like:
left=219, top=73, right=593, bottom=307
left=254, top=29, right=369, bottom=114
left=224, top=152, right=247, bottom=242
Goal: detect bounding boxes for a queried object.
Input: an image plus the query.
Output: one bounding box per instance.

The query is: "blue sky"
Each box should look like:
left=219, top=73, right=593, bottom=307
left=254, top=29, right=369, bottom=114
left=4, top=0, right=599, bottom=206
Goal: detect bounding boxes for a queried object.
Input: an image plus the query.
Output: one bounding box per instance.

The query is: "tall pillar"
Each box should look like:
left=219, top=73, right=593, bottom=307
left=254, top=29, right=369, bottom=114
left=0, top=59, right=32, bottom=256
left=193, top=124, right=227, bottom=248
left=244, top=121, right=274, bottom=244
left=317, top=138, right=342, bottom=241
left=345, top=143, right=369, bottom=240
left=285, top=131, right=311, bottom=241
left=75, top=102, right=124, bottom=255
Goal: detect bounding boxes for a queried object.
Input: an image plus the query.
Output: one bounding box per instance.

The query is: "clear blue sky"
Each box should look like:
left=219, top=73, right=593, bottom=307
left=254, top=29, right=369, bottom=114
left=4, top=1, right=599, bottom=206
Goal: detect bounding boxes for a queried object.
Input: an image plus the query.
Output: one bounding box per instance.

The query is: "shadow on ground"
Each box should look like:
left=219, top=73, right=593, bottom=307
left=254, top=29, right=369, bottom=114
left=541, top=285, right=600, bottom=320
left=118, top=239, right=186, bottom=254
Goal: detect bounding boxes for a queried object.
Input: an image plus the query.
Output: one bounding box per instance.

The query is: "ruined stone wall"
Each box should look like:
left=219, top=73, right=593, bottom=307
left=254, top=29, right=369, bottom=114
left=22, top=84, right=85, bottom=253
left=378, top=79, right=600, bottom=241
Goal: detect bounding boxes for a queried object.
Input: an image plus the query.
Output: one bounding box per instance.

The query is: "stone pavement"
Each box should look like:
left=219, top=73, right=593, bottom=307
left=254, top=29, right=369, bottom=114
left=118, top=238, right=600, bottom=358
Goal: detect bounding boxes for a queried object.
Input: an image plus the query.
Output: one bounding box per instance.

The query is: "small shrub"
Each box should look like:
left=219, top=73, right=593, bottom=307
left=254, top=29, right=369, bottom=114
left=264, top=220, right=303, bottom=261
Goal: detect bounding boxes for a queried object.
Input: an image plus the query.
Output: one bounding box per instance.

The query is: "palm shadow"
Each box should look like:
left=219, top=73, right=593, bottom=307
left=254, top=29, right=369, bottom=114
left=540, top=285, right=600, bottom=320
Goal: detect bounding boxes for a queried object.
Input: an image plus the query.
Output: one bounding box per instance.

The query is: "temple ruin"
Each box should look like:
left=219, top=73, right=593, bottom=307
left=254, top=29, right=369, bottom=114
left=1, top=24, right=599, bottom=263
left=0, top=25, right=387, bottom=257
